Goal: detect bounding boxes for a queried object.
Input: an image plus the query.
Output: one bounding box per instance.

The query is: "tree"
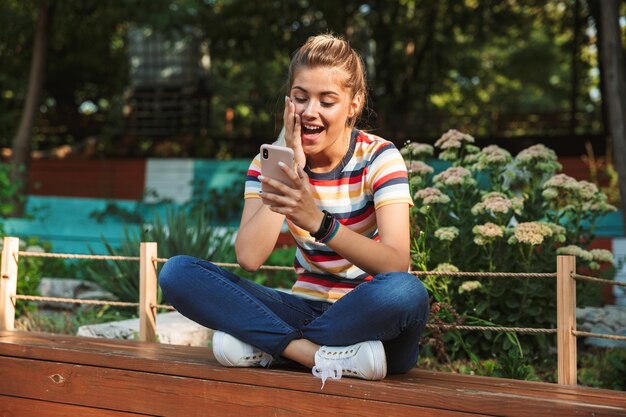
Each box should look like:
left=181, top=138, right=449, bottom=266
left=597, top=0, right=626, bottom=227
left=0, top=1, right=610, bottom=160
left=9, top=0, right=55, bottom=216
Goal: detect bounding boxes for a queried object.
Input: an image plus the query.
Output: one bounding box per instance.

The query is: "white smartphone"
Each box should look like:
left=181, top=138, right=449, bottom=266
left=260, top=144, right=295, bottom=195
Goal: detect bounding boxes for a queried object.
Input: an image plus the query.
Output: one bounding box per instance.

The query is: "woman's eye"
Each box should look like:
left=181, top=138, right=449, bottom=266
left=294, top=97, right=307, bottom=103
left=321, top=102, right=335, bottom=108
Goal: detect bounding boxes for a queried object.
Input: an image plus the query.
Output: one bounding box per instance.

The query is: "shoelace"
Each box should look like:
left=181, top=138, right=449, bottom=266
left=312, top=355, right=353, bottom=388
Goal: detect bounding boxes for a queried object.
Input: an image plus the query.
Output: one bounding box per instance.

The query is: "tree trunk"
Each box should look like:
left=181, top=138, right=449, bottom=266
left=599, top=0, right=626, bottom=230
left=9, top=0, right=54, bottom=217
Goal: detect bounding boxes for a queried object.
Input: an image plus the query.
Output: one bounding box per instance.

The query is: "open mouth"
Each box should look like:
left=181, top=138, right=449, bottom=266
left=302, top=124, right=324, bottom=136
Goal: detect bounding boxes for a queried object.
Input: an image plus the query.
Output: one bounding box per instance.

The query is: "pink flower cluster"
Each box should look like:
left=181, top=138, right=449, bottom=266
left=406, top=160, right=434, bottom=175
left=472, top=222, right=504, bottom=246
left=434, top=129, right=475, bottom=150
left=433, top=166, right=475, bottom=187
left=510, top=222, right=554, bottom=246
left=414, top=187, right=451, bottom=205
left=471, top=192, right=523, bottom=216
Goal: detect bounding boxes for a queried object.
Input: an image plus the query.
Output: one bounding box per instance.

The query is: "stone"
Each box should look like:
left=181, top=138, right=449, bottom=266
left=576, top=306, right=604, bottom=323
left=77, top=311, right=213, bottom=347
left=38, top=278, right=117, bottom=310
left=576, top=305, right=626, bottom=348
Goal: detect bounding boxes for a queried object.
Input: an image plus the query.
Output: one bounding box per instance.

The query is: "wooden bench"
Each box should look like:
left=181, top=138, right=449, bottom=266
left=1, top=330, right=625, bottom=417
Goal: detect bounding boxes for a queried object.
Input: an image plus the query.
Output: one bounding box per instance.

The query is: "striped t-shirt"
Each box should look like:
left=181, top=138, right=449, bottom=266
left=244, top=130, right=413, bottom=302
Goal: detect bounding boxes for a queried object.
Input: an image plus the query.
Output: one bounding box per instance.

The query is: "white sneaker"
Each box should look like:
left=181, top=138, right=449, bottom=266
left=312, top=340, right=387, bottom=387
left=212, top=331, right=273, bottom=368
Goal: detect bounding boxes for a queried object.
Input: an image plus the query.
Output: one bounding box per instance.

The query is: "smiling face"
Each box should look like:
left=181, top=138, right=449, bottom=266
left=290, top=66, right=361, bottom=161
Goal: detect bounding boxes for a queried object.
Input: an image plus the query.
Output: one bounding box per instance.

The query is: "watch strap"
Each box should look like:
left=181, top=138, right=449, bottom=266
left=311, top=210, right=334, bottom=240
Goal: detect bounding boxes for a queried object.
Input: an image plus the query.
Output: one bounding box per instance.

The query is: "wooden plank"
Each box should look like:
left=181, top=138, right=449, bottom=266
left=3, top=330, right=624, bottom=405
left=557, top=255, right=578, bottom=385
left=1, top=332, right=625, bottom=416
left=0, top=394, right=152, bottom=417
left=404, top=370, right=626, bottom=404
left=0, top=356, right=481, bottom=417
left=2, top=331, right=624, bottom=408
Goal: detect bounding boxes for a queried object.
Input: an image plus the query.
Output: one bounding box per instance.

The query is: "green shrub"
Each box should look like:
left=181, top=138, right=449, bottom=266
left=579, top=348, right=626, bottom=390
left=0, top=162, right=23, bottom=218
left=11, top=237, right=79, bottom=315
left=84, top=205, right=236, bottom=302
left=404, top=130, right=616, bottom=360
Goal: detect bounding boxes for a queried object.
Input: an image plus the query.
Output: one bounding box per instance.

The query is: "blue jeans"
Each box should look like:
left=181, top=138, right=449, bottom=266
left=159, top=255, right=429, bottom=374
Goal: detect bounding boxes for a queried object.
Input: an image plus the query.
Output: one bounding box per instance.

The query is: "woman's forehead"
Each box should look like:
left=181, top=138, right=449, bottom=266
left=291, top=66, right=350, bottom=94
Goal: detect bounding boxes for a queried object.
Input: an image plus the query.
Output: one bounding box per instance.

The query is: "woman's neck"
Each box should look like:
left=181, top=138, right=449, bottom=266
left=307, top=127, right=353, bottom=173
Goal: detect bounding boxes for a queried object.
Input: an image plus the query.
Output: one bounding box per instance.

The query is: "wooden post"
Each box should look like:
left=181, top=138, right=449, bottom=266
left=557, top=255, right=577, bottom=385
left=139, top=242, right=158, bottom=343
left=0, top=237, right=20, bottom=331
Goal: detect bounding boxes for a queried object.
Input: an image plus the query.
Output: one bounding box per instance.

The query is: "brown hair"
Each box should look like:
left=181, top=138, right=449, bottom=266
left=288, top=34, right=367, bottom=127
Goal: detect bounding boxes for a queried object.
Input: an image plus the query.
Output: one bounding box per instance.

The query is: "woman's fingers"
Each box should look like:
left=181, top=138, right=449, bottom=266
left=259, top=174, right=293, bottom=197
left=283, top=97, right=294, bottom=140
left=293, top=114, right=306, bottom=166
left=278, top=161, right=300, bottom=182
left=259, top=166, right=319, bottom=231
left=283, top=97, right=306, bottom=167
left=260, top=187, right=297, bottom=213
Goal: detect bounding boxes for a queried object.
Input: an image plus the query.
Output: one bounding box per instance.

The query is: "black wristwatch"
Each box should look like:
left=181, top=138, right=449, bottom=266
left=311, top=210, right=334, bottom=240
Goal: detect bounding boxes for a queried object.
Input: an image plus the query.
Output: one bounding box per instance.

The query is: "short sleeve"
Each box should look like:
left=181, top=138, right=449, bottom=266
left=367, top=143, right=414, bottom=209
left=244, top=154, right=262, bottom=199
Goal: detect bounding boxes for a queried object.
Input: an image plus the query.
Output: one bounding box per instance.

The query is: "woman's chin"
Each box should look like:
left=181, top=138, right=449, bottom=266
left=301, top=130, right=323, bottom=144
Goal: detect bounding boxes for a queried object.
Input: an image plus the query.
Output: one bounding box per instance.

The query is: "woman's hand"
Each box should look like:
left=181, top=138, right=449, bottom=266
left=284, top=96, right=306, bottom=169
left=260, top=163, right=323, bottom=233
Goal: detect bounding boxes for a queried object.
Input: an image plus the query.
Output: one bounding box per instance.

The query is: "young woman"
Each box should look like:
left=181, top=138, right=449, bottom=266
left=159, top=34, right=429, bottom=386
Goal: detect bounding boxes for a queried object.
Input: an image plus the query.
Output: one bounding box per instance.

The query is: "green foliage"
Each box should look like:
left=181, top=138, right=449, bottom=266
left=85, top=205, right=236, bottom=302
left=13, top=237, right=79, bottom=315
left=405, top=130, right=616, bottom=361
left=417, top=354, right=539, bottom=382
left=0, top=1, right=610, bottom=154
left=0, top=163, right=23, bottom=218
left=578, top=348, right=626, bottom=391
left=493, top=349, right=535, bottom=380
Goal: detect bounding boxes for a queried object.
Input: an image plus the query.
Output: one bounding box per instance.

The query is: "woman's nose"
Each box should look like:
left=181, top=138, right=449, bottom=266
left=301, top=100, right=318, bottom=118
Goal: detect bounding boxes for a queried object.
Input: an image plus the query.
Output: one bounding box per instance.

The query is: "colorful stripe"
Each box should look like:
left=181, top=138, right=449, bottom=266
left=245, top=130, right=413, bottom=302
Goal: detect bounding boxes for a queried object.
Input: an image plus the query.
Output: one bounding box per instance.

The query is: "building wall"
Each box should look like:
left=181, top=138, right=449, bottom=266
left=4, top=157, right=623, bottom=254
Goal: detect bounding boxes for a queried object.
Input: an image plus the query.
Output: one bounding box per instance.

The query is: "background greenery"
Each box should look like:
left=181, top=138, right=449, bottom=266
left=0, top=0, right=620, bottom=157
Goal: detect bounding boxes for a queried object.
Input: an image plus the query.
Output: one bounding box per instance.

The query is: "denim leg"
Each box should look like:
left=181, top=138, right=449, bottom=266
left=159, top=255, right=324, bottom=358
left=301, top=272, right=429, bottom=374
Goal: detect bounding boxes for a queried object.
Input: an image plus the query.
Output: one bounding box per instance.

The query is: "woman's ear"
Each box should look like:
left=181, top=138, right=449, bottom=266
left=348, top=92, right=364, bottom=119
